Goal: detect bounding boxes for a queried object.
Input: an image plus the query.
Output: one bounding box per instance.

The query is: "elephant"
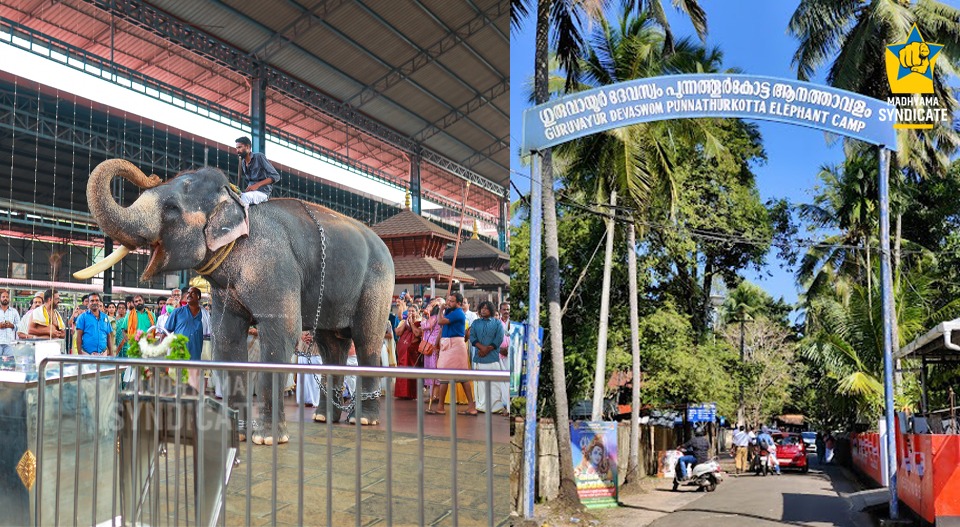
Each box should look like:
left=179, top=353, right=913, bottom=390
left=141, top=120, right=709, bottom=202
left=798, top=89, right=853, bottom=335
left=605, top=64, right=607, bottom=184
left=76, top=159, right=395, bottom=445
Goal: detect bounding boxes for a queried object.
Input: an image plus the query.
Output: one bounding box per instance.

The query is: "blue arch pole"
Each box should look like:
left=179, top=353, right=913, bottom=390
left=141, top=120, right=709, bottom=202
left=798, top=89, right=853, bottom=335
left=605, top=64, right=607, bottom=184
left=520, top=74, right=900, bottom=519
left=878, top=148, right=899, bottom=518
left=523, top=153, right=542, bottom=519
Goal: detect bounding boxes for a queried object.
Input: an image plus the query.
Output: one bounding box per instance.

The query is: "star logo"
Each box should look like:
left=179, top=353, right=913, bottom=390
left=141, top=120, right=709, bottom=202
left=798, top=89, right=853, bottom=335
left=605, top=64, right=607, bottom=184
left=885, top=25, right=943, bottom=94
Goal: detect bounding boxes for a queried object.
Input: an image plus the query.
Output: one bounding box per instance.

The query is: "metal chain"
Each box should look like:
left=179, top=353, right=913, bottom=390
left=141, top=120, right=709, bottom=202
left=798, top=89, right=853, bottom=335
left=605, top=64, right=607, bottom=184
left=313, top=374, right=384, bottom=412
left=298, top=201, right=327, bottom=333
left=298, top=201, right=381, bottom=413
left=315, top=374, right=355, bottom=413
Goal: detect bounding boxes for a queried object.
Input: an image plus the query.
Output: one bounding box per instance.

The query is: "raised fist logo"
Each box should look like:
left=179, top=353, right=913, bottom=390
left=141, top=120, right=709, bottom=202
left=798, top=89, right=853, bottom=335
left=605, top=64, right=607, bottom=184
left=899, top=41, right=930, bottom=74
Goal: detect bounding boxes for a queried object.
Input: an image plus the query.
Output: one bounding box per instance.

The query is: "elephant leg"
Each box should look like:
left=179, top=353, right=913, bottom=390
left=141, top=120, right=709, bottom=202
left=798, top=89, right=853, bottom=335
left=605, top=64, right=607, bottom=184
left=212, top=309, right=252, bottom=441
left=312, top=329, right=350, bottom=424
left=348, top=315, right=385, bottom=426
left=251, top=312, right=300, bottom=446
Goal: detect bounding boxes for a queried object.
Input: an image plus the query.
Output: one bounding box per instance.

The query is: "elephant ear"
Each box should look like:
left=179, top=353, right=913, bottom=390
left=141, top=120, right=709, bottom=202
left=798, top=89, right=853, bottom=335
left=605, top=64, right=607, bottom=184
left=205, top=187, right=248, bottom=251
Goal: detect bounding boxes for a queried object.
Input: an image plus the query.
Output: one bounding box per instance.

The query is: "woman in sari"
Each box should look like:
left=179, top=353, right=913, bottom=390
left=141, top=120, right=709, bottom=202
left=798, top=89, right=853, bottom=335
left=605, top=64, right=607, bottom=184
left=420, top=297, right=444, bottom=408
left=394, top=303, right=422, bottom=399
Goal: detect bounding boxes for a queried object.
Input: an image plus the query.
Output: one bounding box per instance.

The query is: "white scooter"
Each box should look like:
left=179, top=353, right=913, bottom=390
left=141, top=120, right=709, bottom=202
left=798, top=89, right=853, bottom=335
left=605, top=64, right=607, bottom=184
left=672, top=449, right=724, bottom=492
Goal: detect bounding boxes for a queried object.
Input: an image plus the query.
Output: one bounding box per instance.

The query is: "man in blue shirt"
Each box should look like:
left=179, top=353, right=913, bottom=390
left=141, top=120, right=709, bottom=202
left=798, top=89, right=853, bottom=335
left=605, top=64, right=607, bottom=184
left=235, top=136, right=279, bottom=206
left=469, top=300, right=506, bottom=414
left=75, top=293, right=114, bottom=355
left=432, top=293, right=477, bottom=416
left=165, top=286, right=205, bottom=392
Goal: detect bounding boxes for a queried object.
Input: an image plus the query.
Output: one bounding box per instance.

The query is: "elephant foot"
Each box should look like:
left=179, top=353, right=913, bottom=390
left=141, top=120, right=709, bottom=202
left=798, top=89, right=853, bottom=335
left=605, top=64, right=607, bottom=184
left=251, top=433, right=289, bottom=446
left=348, top=416, right=379, bottom=426
left=238, top=432, right=246, bottom=442
left=313, top=412, right=340, bottom=424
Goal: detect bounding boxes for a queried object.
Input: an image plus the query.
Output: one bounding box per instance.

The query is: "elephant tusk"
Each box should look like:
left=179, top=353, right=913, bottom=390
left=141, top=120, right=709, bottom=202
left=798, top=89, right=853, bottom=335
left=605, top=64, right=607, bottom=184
left=73, top=246, right=131, bottom=280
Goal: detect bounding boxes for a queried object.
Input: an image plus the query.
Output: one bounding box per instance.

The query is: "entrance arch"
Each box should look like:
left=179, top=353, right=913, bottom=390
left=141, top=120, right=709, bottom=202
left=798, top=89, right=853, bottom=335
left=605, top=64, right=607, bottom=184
left=518, top=74, right=900, bottom=517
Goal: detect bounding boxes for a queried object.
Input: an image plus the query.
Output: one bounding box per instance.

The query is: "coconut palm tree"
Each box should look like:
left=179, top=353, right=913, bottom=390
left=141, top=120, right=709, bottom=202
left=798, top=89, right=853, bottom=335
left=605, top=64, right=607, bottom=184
left=720, top=281, right=768, bottom=425
left=800, top=262, right=960, bottom=419
left=796, top=148, right=879, bottom=301
left=789, top=0, right=960, bottom=253
left=558, top=15, right=732, bottom=215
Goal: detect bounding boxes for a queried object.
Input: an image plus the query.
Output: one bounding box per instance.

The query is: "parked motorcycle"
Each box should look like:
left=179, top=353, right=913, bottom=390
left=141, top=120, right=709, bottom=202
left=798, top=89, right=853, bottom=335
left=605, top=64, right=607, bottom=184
left=672, top=449, right=724, bottom=492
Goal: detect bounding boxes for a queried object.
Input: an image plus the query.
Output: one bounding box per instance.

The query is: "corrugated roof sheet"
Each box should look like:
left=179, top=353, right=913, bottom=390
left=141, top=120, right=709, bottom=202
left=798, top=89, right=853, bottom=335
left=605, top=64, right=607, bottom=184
left=0, top=0, right=507, bottom=219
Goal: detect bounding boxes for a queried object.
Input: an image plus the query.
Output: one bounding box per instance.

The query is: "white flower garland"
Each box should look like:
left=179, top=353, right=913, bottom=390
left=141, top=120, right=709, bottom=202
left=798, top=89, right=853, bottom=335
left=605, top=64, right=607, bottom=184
left=138, top=326, right=174, bottom=358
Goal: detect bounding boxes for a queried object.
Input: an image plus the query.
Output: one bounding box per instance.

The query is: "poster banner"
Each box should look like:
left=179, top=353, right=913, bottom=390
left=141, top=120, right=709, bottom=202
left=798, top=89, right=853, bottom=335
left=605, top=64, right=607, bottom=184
left=509, top=322, right=542, bottom=398
left=570, top=421, right=618, bottom=508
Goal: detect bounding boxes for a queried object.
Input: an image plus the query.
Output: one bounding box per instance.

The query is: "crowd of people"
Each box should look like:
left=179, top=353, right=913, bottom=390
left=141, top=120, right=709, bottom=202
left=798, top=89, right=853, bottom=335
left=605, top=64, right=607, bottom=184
left=0, top=287, right=211, bottom=358
left=389, top=293, right=512, bottom=417
left=0, top=285, right=513, bottom=418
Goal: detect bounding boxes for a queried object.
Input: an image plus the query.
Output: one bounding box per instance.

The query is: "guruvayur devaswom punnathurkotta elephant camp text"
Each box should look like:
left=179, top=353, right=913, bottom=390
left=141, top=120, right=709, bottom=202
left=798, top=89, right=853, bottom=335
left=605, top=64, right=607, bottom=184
left=74, top=159, right=395, bottom=445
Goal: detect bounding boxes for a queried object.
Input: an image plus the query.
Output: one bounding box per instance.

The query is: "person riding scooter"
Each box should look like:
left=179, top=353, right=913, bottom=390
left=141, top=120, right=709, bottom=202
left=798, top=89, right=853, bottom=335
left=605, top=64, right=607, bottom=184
left=756, top=426, right=781, bottom=475
left=676, top=427, right=710, bottom=480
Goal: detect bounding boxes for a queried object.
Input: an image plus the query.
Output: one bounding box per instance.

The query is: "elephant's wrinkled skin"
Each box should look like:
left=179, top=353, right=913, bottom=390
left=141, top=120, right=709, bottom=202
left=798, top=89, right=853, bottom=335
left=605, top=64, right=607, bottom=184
left=82, top=159, right=394, bottom=444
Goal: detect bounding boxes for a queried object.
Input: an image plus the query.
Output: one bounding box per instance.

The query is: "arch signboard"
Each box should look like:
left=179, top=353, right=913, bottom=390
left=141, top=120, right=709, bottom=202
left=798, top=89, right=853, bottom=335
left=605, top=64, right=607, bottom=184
left=521, top=74, right=898, bottom=152
left=518, top=74, right=900, bottom=519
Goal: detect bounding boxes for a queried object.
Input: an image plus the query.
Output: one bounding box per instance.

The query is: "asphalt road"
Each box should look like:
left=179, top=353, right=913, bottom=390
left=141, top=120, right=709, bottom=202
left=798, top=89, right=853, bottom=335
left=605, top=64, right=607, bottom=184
left=644, top=461, right=874, bottom=527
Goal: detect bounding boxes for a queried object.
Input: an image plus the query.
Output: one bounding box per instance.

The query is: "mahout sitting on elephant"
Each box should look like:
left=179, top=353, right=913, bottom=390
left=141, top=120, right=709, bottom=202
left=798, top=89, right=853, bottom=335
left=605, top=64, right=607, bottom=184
left=76, top=159, right=395, bottom=445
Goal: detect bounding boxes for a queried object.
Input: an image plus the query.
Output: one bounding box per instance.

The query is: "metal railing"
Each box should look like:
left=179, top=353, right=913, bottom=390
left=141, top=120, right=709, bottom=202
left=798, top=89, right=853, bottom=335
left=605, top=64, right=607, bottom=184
left=31, top=356, right=510, bottom=526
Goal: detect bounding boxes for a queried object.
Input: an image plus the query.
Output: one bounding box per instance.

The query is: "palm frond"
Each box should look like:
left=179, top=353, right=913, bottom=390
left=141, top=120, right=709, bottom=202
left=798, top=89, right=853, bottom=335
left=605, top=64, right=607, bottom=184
left=788, top=0, right=861, bottom=80
left=836, top=371, right=884, bottom=397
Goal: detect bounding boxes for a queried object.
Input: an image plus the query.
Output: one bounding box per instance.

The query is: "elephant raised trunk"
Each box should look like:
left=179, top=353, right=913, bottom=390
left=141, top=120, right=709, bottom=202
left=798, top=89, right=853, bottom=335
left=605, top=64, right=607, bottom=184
left=75, top=159, right=164, bottom=280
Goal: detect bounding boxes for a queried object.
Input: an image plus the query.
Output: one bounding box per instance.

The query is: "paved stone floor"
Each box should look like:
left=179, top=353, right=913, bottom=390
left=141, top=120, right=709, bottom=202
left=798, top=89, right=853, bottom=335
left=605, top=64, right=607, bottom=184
left=223, top=422, right=511, bottom=526
left=31, top=386, right=510, bottom=526
left=141, top=396, right=511, bottom=526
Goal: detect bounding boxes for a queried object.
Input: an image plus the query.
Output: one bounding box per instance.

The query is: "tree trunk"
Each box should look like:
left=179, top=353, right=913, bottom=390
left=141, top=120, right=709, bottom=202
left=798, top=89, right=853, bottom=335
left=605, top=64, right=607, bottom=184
left=592, top=190, right=617, bottom=421
left=536, top=0, right=580, bottom=508
left=624, top=222, right=642, bottom=486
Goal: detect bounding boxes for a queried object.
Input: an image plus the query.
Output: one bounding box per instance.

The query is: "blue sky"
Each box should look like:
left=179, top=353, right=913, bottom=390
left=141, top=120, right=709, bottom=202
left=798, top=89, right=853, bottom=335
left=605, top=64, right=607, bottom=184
left=509, top=1, right=856, bottom=307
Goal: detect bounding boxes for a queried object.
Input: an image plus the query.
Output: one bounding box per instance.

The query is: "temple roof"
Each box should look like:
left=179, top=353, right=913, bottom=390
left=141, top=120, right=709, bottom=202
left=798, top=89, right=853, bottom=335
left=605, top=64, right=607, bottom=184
left=372, top=210, right=456, bottom=241
left=393, top=257, right=476, bottom=285
left=466, top=269, right=509, bottom=287
left=443, top=237, right=508, bottom=261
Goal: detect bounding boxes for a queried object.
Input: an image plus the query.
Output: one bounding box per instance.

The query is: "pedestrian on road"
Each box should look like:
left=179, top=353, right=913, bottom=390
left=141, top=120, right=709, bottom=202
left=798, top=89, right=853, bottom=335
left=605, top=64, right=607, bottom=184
left=732, top=425, right=750, bottom=474
left=824, top=433, right=835, bottom=464
left=816, top=432, right=825, bottom=464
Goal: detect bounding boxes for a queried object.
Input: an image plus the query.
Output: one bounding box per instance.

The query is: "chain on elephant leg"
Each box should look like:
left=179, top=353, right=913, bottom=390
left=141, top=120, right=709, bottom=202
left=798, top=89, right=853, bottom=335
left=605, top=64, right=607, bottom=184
left=348, top=376, right=382, bottom=426
left=314, top=374, right=346, bottom=423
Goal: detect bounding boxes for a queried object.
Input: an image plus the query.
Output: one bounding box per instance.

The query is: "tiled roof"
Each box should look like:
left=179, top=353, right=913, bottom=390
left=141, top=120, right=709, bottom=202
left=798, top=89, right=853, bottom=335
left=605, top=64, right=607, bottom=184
left=465, top=269, right=509, bottom=287
left=392, top=257, right=476, bottom=284
left=443, top=238, right=508, bottom=260
left=372, top=210, right=456, bottom=240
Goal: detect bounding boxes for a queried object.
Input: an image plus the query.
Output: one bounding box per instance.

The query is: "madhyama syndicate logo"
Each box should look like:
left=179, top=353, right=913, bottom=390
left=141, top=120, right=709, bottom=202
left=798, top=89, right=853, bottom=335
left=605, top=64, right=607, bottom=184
left=884, top=25, right=949, bottom=129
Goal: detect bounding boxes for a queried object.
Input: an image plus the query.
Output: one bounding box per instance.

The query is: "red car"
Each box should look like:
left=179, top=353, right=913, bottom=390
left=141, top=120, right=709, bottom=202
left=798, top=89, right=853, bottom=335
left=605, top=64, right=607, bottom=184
left=773, top=432, right=809, bottom=473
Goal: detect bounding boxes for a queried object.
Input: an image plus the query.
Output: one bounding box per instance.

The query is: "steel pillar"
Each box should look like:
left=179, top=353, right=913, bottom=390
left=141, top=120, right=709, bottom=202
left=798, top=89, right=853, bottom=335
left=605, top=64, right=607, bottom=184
left=878, top=147, right=899, bottom=519
left=410, top=150, right=422, bottom=214
left=522, top=153, right=541, bottom=519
